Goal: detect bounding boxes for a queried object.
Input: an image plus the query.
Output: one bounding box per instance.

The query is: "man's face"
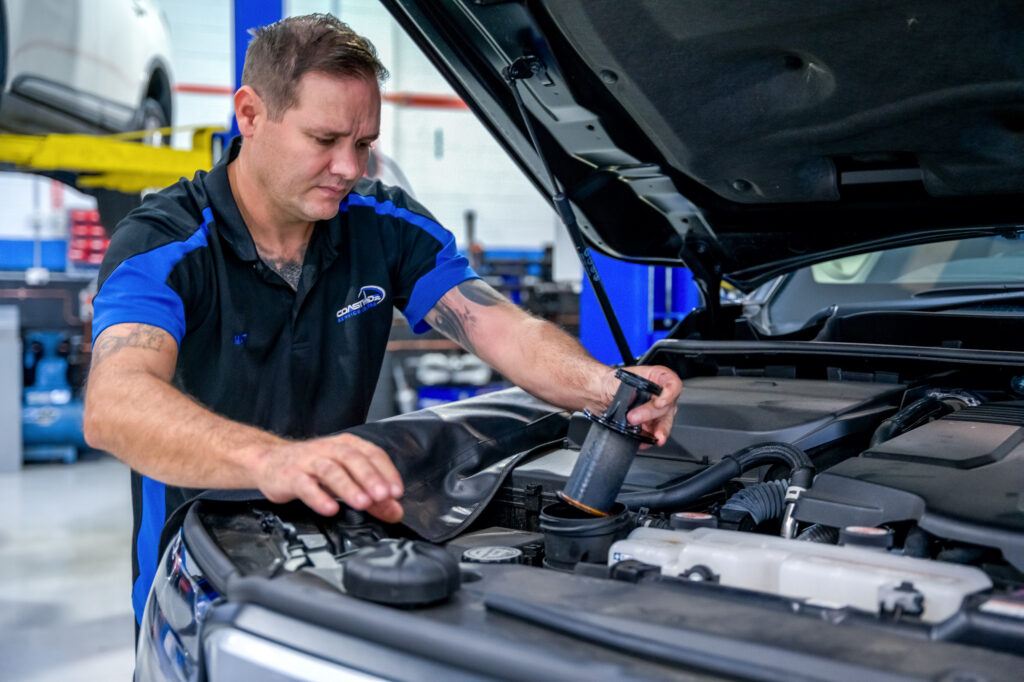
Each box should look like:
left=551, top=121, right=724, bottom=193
left=249, top=72, right=381, bottom=225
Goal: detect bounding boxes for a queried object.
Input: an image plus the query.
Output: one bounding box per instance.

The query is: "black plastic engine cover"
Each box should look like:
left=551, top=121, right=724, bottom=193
left=794, top=402, right=1024, bottom=570
left=635, top=376, right=903, bottom=461
left=512, top=375, right=903, bottom=494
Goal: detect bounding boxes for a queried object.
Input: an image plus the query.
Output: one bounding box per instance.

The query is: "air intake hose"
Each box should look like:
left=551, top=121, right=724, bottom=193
left=797, top=524, right=840, bottom=544
left=720, top=479, right=789, bottom=526
left=869, top=397, right=953, bottom=446
left=618, top=442, right=813, bottom=511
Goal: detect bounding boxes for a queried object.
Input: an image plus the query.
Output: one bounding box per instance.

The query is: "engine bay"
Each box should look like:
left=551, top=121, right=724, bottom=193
left=186, top=341, right=1024, bottom=666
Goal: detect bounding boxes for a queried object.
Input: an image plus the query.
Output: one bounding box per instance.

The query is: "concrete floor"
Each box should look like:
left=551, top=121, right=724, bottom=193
left=0, top=452, right=135, bottom=681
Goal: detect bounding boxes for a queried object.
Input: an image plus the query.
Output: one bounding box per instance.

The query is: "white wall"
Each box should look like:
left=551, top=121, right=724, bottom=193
left=162, top=0, right=234, bottom=143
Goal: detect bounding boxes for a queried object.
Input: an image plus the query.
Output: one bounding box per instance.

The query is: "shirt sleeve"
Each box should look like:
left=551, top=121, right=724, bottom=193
left=91, top=206, right=213, bottom=346
left=344, top=188, right=479, bottom=334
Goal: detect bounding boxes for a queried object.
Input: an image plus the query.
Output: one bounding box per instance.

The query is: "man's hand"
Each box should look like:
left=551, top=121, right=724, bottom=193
left=600, top=365, right=682, bottom=446
left=253, top=433, right=404, bottom=523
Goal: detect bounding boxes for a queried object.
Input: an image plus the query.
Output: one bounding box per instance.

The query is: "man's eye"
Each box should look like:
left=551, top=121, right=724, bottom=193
left=315, top=137, right=334, bottom=146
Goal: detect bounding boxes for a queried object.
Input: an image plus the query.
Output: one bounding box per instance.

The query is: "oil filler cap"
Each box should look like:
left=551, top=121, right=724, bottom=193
left=343, top=539, right=460, bottom=606
left=839, top=526, right=894, bottom=550
left=461, top=546, right=523, bottom=564
left=670, top=512, right=719, bottom=530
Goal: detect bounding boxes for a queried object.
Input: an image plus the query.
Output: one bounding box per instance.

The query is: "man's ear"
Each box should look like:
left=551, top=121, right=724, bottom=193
left=233, top=86, right=265, bottom=137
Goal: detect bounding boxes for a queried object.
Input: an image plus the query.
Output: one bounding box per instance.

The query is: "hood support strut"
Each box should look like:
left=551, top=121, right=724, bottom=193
left=504, top=55, right=635, bottom=366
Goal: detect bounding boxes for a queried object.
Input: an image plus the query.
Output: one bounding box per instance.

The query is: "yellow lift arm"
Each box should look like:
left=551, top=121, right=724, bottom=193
left=0, top=126, right=223, bottom=193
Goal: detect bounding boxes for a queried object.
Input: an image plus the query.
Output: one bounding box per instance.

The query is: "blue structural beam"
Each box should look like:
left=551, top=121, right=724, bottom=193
left=580, top=252, right=700, bottom=365
left=229, top=0, right=283, bottom=135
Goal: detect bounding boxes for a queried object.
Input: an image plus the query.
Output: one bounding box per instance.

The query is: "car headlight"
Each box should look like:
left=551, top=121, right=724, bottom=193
left=136, top=532, right=217, bottom=681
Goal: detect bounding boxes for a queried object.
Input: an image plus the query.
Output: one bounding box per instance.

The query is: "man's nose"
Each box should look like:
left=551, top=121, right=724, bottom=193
left=329, top=143, right=362, bottom=181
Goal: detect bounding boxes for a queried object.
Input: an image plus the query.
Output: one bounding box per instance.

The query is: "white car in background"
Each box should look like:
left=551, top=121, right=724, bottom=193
left=0, top=0, right=174, bottom=136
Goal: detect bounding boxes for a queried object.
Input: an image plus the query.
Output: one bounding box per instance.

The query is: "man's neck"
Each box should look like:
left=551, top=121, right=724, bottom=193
left=227, top=159, right=312, bottom=291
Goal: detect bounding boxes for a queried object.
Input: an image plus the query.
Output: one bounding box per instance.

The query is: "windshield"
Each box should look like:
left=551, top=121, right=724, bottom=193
left=751, top=233, right=1024, bottom=335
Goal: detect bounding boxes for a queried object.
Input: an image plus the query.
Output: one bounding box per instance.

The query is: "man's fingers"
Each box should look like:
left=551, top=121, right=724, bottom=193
left=347, top=436, right=403, bottom=497
left=643, top=366, right=682, bottom=408
left=293, top=473, right=339, bottom=516
left=626, top=401, right=671, bottom=426
left=367, top=498, right=404, bottom=524
left=309, top=435, right=405, bottom=513
left=620, top=364, right=681, bottom=446
left=331, top=449, right=391, bottom=503
left=652, top=408, right=677, bottom=445
left=311, top=456, right=373, bottom=509
left=256, top=435, right=406, bottom=518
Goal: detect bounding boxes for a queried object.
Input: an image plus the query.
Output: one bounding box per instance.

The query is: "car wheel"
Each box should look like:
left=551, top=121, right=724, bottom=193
left=1, top=1, right=8, bottom=95
left=138, top=97, right=170, bottom=147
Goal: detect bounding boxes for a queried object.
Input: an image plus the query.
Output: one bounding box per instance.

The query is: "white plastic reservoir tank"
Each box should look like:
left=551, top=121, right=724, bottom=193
left=608, top=526, right=992, bottom=623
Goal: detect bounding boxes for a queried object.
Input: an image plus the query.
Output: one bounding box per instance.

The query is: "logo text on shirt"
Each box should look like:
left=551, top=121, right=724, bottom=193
left=337, top=285, right=386, bottom=323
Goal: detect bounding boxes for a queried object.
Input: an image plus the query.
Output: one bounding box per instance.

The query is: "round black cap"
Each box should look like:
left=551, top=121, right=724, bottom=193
left=343, top=539, right=460, bottom=606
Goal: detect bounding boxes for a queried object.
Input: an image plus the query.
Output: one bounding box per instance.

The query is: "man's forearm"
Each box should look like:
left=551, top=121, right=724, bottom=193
left=472, top=308, right=682, bottom=445
left=426, top=281, right=616, bottom=411
left=425, top=280, right=682, bottom=446
left=85, top=322, right=405, bottom=521
left=84, top=367, right=284, bottom=488
left=482, top=313, right=615, bottom=413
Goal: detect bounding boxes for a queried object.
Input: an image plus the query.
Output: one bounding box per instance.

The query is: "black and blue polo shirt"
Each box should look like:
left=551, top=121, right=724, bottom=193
left=92, top=137, right=478, bottom=624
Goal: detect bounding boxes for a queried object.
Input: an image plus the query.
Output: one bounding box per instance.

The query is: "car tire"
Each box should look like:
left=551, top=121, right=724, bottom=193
left=1, top=1, right=8, bottom=95
left=137, top=96, right=170, bottom=147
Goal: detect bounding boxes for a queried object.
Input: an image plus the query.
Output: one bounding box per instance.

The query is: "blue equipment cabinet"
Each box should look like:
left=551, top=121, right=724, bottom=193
left=22, top=331, right=87, bottom=463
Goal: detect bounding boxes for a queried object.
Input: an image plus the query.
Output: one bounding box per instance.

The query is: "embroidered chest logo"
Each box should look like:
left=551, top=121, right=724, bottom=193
left=336, top=285, right=386, bottom=323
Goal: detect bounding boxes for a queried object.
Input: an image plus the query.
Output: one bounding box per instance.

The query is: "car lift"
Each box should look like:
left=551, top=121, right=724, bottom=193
left=0, top=0, right=279, bottom=193
left=0, top=125, right=222, bottom=194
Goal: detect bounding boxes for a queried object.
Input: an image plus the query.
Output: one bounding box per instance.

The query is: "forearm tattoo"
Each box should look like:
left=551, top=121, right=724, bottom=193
left=431, top=299, right=478, bottom=354
left=429, top=280, right=506, bottom=354
left=91, top=323, right=167, bottom=369
left=458, top=279, right=505, bottom=306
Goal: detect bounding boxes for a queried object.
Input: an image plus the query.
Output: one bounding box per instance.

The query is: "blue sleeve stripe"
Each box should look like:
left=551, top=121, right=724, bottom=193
left=406, top=262, right=479, bottom=333
left=132, top=475, right=166, bottom=626
left=92, top=207, right=213, bottom=345
left=343, top=193, right=450, bottom=244
left=342, top=194, right=479, bottom=332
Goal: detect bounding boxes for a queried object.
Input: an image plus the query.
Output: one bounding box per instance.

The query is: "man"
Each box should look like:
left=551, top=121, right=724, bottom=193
left=83, top=14, right=682, bottom=625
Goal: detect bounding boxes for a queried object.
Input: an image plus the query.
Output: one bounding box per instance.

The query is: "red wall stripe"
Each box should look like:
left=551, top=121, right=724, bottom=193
left=174, top=84, right=468, bottom=110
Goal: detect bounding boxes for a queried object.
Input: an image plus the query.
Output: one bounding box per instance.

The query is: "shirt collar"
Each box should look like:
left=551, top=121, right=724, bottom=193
left=204, top=136, right=259, bottom=262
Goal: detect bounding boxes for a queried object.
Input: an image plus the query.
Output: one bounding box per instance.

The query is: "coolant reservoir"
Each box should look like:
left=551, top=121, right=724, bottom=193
left=608, top=527, right=992, bottom=623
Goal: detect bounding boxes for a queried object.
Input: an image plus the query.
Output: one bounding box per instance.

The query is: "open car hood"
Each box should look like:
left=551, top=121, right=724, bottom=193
left=381, top=0, right=1024, bottom=290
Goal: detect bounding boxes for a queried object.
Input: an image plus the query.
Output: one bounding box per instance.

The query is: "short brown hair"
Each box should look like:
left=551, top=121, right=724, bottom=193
left=241, top=13, right=389, bottom=120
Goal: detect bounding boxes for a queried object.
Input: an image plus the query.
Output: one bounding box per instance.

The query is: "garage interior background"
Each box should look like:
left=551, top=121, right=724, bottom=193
left=0, top=0, right=569, bottom=262
left=0, top=2, right=698, bottom=680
